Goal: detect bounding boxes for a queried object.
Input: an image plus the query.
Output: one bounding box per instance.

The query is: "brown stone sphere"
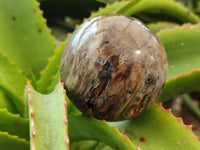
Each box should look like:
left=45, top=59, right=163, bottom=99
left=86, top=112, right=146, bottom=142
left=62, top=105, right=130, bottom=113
left=60, top=14, right=168, bottom=121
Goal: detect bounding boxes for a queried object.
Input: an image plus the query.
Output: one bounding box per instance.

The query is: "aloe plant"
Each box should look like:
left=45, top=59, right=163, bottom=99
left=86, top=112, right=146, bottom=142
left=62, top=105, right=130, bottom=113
left=0, top=0, right=200, bottom=149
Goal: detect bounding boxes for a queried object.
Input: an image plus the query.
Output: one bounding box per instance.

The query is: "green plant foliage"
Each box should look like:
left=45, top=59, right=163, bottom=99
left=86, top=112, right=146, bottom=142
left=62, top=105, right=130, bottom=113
left=0, top=132, right=29, bottom=150
left=112, top=105, right=200, bottom=150
left=0, top=0, right=56, bottom=80
left=68, top=115, right=138, bottom=150
left=68, top=104, right=200, bottom=149
left=90, top=1, right=131, bottom=17
left=117, top=0, right=200, bottom=23
left=91, top=0, right=200, bottom=24
left=0, top=52, right=27, bottom=115
left=107, top=104, right=200, bottom=149
left=0, top=109, right=29, bottom=140
left=37, top=37, right=69, bottom=93
left=70, top=140, right=99, bottom=150
left=0, top=90, right=17, bottom=114
left=147, top=22, right=178, bottom=33
left=157, top=24, right=200, bottom=102
left=158, top=70, right=200, bottom=103
left=26, top=81, right=69, bottom=150
left=159, top=24, right=200, bottom=79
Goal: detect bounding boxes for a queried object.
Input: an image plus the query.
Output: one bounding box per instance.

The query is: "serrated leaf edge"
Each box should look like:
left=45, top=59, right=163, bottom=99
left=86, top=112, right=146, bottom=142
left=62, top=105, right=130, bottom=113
left=155, top=103, right=200, bottom=142
left=0, top=51, right=28, bottom=116
left=32, top=0, right=57, bottom=79
left=0, top=131, right=29, bottom=144
left=157, top=22, right=200, bottom=34
left=27, top=80, right=69, bottom=150
left=102, top=120, right=140, bottom=150
left=166, top=69, right=200, bottom=83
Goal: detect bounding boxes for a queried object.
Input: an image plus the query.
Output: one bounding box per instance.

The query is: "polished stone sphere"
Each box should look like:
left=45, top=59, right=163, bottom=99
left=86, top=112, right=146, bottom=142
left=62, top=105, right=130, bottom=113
left=61, top=14, right=168, bottom=121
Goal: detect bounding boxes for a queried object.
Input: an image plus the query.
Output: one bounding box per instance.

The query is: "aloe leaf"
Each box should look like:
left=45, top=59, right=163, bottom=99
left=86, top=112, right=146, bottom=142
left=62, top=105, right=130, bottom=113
left=147, top=22, right=178, bottom=33
left=90, top=1, right=135, bottom=18
left=70, top=140, right=99, bottom=150
left=0, top=51, right=27, bottom=116
left=90, top=0, right=200, bottom=24
left=0, top=90, right=17, bottom=113
left=46, top=71, right=61, bottom=93
left=0, top=109, right=29, bottom=140
left=68, top=115, right=138, bottom=150
left=108, top=104, right=200, bottom=150
left=95, top=143, right=112, bottom=150
left=118, top=0, right=200, bottom=23
left=157, top=24, right=200, bottom=102
left=0, top=132, right=29, bottom=150
left=26, top=81, right=69, bottom=150
left=67, top=95, right=81, bottom=115
left=37, top=37, right=69, bottom=93
left=0, top=0, right=56, bottom=80
left=69, top=105, right=200, bottom=150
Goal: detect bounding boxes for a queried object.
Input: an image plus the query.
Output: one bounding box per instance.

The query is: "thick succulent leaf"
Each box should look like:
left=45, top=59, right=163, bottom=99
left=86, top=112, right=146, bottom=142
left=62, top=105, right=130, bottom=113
left=0, top=51, right=27, bottom=115
left=90, top=0, right=200, bottom=23
left=70, top=140, right=99, bottom=150
left=0, top=90, right=17, bottom=114
left=68, top=104, right=200, bottom=150
left=0, top=0, right=56, bottom=80
left=68, top=115, right=138, bottom=150
left=147, top=22, right=178, bottom=33
left=45, top=71, right=61, bottom=93
left=95, top=143, right=112, bottom=150
left=37, top=38, right=69, bottom=93
left=67, top=95, right=82, bottom=115
left=118, top=0, right=200, bottom=23
left=108, top=104, right=200, bottom=150
left=0, top=109, right=29, bottom=140
left=157, top=23, right=200, bottom=102
left=26, top=81, right=69, bottom=150
left=90, top=1, right=137, bottom=17
left=0, top=132, right=29, bottom=150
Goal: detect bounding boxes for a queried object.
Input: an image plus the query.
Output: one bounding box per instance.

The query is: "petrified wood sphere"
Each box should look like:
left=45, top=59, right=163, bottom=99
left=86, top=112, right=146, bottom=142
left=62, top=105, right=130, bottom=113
left=61, top=14, right=168, bottom=121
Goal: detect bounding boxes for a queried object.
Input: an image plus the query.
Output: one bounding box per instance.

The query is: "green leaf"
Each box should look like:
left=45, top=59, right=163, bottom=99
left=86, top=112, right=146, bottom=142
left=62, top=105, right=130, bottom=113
left=108, top=104, right=200, bottom=150
left=67, top=95, right=82, bottom=115
left=69, top=104, right=200, bottom=150
left=157, top=24, right=200, bottom=102
left=68, top=115, right=138, bottom=150
left=0, top=109, right=29, bottom=140
left=45, top=71, right=60, bottom=93
left=37, top=38, right=69, bottom=93
left=0, top=0, right=56, bottom=80
left=70, top=140, right=99, bottom=150
left=118, top=0, right=200, bottom=23
left=90, top=0, right=200, bottom=24
left=147, top=22, right=178, bottom=33
left=0, top=51, right=27, bottom=116
left=68, top=105, right=200, bottom=150
left=0, top=90, right=18, bottom=114
left=26, top=81, right=69, bottom=150
left=0, top=132, right=29, bottom=150
left=90, top=1, right=133, bottom=17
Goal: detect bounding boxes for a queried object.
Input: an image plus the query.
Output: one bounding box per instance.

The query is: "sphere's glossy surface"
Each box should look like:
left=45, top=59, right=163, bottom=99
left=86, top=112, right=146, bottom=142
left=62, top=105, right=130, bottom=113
left=61, top=14, right=168, bottom=121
